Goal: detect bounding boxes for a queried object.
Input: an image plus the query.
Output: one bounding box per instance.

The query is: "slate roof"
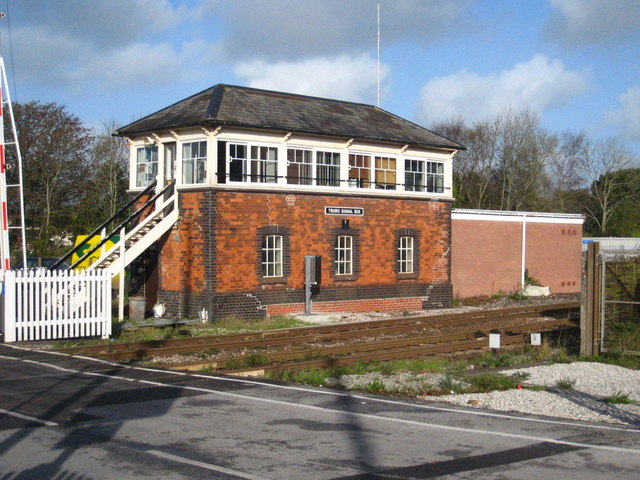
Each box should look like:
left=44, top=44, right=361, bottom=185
left=116, top=84, right=464, bottom=151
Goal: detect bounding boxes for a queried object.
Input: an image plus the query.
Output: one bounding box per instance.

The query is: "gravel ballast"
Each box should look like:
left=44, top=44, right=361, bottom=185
left=421, top=362, right=640, bottom=426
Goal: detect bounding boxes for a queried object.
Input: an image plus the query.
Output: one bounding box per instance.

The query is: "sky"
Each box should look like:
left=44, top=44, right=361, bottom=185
left=1, top=0, right=639, bottom=155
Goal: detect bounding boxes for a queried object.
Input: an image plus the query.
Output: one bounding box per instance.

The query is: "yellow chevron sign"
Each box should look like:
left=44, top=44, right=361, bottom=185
left=72, top=235, right=120, bottom=269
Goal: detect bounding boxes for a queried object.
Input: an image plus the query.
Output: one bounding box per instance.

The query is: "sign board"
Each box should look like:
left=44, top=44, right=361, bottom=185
left=324, top=206, right=364, bottom=216
left=489, top=333, right=501, bottom=349
left=530, top=333, right=542, bottom=346
left=72, top=235, right=120, bottom=269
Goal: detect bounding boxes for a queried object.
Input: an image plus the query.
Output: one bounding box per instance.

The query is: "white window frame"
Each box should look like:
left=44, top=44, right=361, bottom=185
left=404, top=158, right=425, bottom=192
left=136, top=145, right=158, bottom=188
left=398, top=236, right=414, bottom=274
left=425, top=160, right=445, bottom=193
left=316, top=150, right=341, bottom=187
left=287, top=148, right=313, bottom=185
left=335, top=235, right=353, bottom=275
left=250, top=145, right=278, bottom=184
left=227, top=142, right=278, bottom=184
left=181, top=140, right=207, bottom=185
left=374, top=155, right=397, bottom=190
left=348, top=152, right=372, bottom=189
left=262, top=234, right=283, bottom=277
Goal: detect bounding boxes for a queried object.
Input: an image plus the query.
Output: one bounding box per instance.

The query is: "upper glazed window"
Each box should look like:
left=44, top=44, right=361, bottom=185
left=136, top=146, right=158, bottom=188
left=182, top=141, right=207, bottom=185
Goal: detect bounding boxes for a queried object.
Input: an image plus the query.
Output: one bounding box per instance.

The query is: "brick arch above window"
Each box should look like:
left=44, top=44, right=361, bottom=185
left=257, top=225, right=291, bottom=284
left=395, top=228, right=420, bottom=279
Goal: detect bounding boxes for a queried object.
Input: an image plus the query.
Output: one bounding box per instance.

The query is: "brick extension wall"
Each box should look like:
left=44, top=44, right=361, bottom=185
left=451, top=212, right=583, bottom=298
left=155, top=189, right=453, bottom=319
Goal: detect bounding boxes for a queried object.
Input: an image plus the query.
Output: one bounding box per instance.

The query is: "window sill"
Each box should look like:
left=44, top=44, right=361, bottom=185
left=260, top=276, right=288, bottom=285
left=333, top=275, right=358, bottom=282
left=397, top=273, right=419, bottom=280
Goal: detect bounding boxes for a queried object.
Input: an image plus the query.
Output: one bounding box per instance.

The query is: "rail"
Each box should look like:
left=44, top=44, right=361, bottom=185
left=51, top=180, right=158, bottom=270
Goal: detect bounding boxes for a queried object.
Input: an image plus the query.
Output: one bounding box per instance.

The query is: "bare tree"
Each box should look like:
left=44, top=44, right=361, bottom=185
left=579, top=138, right=636, bottom=235
left=493, top=109, right=555, bottom=211
left=546, top=131, right=586, bottom=211
left=81, top=121, right=130, bottom=223
left=433, top=117, right=498, bottom=209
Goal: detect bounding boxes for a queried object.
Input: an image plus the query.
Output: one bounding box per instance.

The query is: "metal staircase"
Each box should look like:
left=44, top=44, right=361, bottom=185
left=53, top=180, right=178, bottom=277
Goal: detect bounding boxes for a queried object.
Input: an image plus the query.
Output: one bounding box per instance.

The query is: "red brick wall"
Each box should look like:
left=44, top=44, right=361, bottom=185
left=451, top=217, right=582, bottom=298
left=526, top=223, right=582, bottom=293
left=155, top=189, right=452, bottom=317
left=158, top=192, right=206, bottom=293
left=211, top=191, right=450, bottom=292
left=451, top=220, right=523, bottom=298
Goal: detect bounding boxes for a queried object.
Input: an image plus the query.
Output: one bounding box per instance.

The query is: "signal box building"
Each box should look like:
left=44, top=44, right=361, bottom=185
left=116, top=84, right=464, bottom=320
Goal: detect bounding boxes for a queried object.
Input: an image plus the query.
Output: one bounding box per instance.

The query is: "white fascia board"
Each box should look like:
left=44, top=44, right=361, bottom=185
left=452, top=209, right=585, bottom=225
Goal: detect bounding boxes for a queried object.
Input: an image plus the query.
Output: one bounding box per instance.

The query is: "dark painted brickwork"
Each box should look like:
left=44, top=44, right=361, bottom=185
left=155, top=189, right=452, bottom=319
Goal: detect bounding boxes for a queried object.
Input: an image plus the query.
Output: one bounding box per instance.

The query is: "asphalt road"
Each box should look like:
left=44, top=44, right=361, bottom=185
left=1, top=343, right=640, bottom=479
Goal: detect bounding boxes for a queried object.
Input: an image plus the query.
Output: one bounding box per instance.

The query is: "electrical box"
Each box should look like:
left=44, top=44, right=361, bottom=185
left=304, top=255, right=321, bottom=286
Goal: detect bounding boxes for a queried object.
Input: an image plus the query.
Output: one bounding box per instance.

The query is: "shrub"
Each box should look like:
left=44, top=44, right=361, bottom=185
left=601, top=392, right=633, bottom=404
left=555, top=378, right=576, bottom=389
left=469, top=375, right=518, bottom=393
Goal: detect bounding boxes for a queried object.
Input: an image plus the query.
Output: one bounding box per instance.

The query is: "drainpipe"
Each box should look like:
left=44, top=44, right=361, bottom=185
left=521, top=213, right=527, bottom=290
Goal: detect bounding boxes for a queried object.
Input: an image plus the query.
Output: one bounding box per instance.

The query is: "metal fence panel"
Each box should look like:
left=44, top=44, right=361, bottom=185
left=600, top=252, right=640, bottom=354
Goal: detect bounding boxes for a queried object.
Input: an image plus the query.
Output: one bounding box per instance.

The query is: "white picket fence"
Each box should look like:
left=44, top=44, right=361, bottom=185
left=1, top=269, right=112, bottom=342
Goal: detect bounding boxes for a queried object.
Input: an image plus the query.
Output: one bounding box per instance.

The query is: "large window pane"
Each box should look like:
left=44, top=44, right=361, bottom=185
left=229, top=143, right=247, bottom=182
left=426, top=161, right=444, bottom=193
left=348, top=154, right=371, bottom=188
left=136, top=146, right=158, bottom=187
left=375, top=156, right=396, bottom=190
left=250, top=146, right=278, bottom=183
left=287, top=149, right=312, bottom=185
left=316, top=151, right=340, bottom=187
left=182, top=141, right=207, bottom=184
left=404, top=159, right=425, bottom=192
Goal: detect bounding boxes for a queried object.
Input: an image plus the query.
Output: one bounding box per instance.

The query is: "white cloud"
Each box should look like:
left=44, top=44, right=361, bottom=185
left=233, top=54, right=390, bottom=103
left=69, top=43, right=187, bottom=88
left=547, top=0, right=640, bottom=45
left=607, top=86, right=640, bottom=140
left=9, top=1, right=208, bottom=91
left=220, top=0, right=472, bottom=61
left=416, top=54, right=588, bottom=125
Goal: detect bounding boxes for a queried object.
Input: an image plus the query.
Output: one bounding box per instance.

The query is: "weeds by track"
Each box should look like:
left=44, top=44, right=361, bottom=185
left=54, top=302, right=579, bottom=374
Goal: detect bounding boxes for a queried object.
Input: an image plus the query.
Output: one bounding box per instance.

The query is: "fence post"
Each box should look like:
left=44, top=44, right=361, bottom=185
left=581, top=241, right=601, bottom=355
left=3, top=270, right=15, bottom=342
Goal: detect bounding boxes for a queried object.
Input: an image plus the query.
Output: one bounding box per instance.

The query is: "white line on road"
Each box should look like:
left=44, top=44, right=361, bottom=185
left=3, top=347, right=640, bottom=455
left=146, top=449, right=273, bottom=480
left=0, top=407, right=58, bottom=427
left=5, top=346, right=638, bottom=434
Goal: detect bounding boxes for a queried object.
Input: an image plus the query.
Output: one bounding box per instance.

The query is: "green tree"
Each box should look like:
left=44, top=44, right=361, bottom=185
left=9, top=101, right=93, bottom=255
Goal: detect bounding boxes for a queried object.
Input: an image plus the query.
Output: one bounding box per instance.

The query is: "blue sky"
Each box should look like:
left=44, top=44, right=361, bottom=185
left=1, top=0, right=639, bottom=155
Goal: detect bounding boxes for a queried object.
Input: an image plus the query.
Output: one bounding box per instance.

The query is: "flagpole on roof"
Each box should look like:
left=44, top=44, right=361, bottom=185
left=377, top=1, right=381, bottom=107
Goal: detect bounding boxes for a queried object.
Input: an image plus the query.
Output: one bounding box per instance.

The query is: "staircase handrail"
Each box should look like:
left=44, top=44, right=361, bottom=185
left=69, top=181, right=175, bottom=271
left=51, top=180, right=158, bottom=270
left=87, top=191, right=178, bottom=271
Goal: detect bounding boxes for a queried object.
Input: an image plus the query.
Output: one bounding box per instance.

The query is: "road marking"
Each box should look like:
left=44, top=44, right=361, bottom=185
left=2, top=347, right=640, bottom=455
left=3, top=347, right=640, bottom=435
left=0, top=407, right=58, bottom=427
left=146, top=449, right=273, bottom=480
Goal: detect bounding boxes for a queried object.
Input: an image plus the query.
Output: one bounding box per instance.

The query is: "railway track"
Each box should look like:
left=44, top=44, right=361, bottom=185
left=54, top=302, right=579, bottom=375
